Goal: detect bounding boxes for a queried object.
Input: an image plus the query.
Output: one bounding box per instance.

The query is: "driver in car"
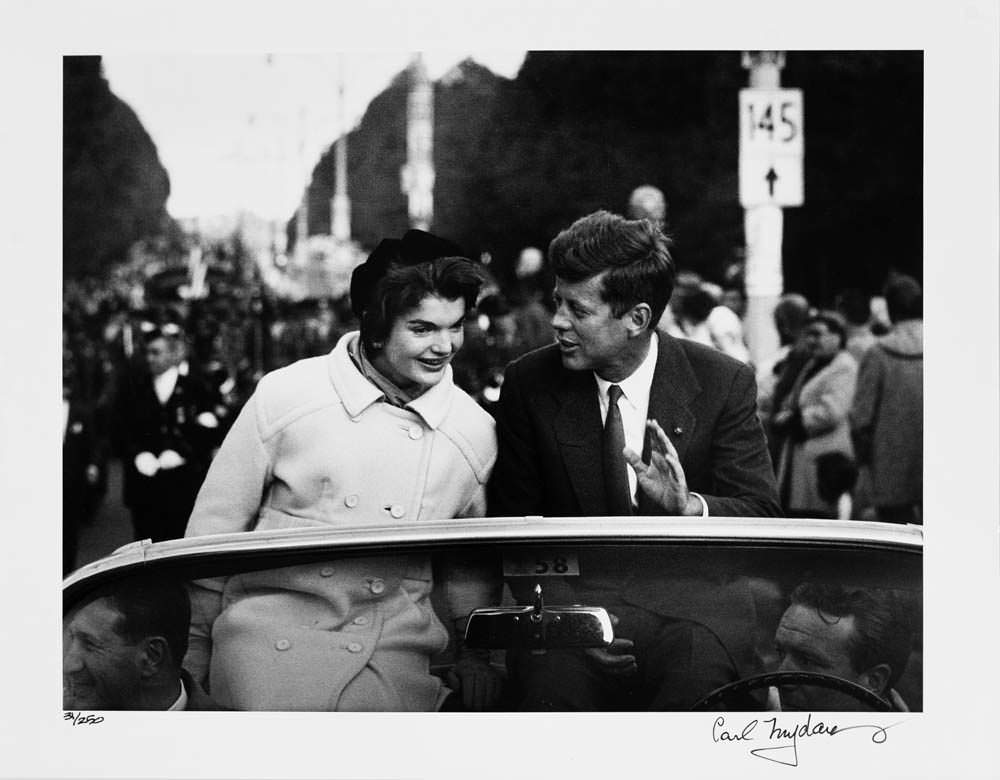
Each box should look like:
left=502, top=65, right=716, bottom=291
left=488, top=210, right=781, bottom=710
left=769, top=581, right=916, bottom=711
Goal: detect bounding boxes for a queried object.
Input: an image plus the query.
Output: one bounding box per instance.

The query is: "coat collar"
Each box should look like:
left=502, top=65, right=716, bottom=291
left=327, top=332, right=454, bottom=430
left=879, top=319, right=923, bottom=358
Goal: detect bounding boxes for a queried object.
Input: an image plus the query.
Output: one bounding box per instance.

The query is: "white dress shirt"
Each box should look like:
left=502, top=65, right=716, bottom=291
left=594, top=333, right=707, bottom=516
left=167, top=678, right=188, bottom=711
left=153, top=366, right=179, bottom=405
left=595, top=334, right=659, bottom=504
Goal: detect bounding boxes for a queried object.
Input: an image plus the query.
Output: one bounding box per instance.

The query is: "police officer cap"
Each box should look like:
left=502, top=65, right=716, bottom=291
left=350, top=229, right=467, bottom=318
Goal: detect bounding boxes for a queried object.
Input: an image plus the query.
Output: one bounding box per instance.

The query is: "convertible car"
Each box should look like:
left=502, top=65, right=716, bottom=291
left=63, top=516, right=922, bottom=712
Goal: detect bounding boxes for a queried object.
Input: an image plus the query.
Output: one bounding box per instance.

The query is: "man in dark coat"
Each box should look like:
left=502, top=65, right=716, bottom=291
left=488, top=210, right=780, bottom=710
left=113, top=323, right=222, bottom=542
left=850, top=274, right=923, bottom=524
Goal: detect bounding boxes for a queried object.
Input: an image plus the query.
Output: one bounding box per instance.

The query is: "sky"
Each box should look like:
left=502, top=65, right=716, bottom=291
left=101, top=51, right=525, bottom=225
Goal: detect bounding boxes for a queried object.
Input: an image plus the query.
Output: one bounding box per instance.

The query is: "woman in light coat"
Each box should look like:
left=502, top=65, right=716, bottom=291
left=183, top=230, right=499, bottom=711
left=773, top=311, right=858, bottom=517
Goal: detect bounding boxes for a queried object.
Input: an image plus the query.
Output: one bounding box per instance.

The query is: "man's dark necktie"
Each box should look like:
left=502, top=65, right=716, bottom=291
left=603, top=384, right=632, bottom=515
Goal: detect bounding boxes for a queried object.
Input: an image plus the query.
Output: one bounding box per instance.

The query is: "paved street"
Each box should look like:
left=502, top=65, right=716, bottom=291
left=75, top=458, right=135, bottom=569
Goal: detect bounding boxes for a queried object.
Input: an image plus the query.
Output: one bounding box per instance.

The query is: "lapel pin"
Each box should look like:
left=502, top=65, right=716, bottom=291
left=673, top=426, right=683, bottom=435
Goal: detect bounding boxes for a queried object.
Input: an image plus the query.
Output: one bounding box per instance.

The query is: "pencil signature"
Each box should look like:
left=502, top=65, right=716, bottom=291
left=712, top=714, right=901, bottom=767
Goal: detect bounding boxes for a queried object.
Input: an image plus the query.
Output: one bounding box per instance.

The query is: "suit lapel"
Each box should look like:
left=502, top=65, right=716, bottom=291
left=637, top=333, right=701, bottom=514
left=552, top=366, right=607, bottom=514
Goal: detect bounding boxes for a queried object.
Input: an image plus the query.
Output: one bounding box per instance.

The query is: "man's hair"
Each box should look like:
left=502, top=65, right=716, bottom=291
left=676, top=287, right=718, bottom=326
left=805, top=310, right=848, bottom=350
left=773, top=293, right=811, bottom=345
left=85, top=575, right=191, bottom=666
left=360, top=257, right=485, bottom=353
left=789, top=582, right=915, bottom=689
left=548, top=210, right=675, bottom=327
left=883, top=274, right=922, bottom=323
left=834, top=288, right=872, bottom=327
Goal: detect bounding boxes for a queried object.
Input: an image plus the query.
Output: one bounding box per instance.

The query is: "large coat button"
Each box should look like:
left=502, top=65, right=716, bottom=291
left=390, top=504, right=405, bottom=519
left=408, top=426, right=423, bottom=440
left=347, top=642, right=364, bottom=653
left=368, top=578, right=386, bottom=595
left=275, top=639, right=291, bottom=651
left=352, top=615, right=369, bottom=626
left=319, top=566, right=335, bottom=577
left=344, top=494, right=359, bottom=508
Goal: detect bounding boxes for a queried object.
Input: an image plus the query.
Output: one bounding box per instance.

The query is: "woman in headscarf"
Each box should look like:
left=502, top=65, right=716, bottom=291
left=183, top=230, right=500, bottom=711
left=772, top=310, right=858, bottom=518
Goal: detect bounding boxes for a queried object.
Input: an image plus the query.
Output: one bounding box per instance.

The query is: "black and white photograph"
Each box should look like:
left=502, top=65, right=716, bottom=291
left=1, top=1, right=998, bottom=778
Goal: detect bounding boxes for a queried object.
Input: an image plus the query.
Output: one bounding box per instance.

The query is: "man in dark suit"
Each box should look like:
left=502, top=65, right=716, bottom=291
left=114, top=322, right=223, bottom=543
left=488, top=210, right=780, bottom=709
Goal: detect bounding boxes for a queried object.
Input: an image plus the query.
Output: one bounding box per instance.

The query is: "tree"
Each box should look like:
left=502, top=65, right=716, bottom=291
left=64, top=56, right=173, bottom=278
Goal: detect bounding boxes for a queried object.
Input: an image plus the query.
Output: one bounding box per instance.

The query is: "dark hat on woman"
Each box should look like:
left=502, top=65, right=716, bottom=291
left=350, top=229, right=467, bottom=318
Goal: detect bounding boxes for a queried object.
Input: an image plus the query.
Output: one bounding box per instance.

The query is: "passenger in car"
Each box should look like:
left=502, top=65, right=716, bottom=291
left=488, top=209, right=781, bottom=709
left=771, top=581, right=916, bottom=711
left=182, top=230, right=501, bottom=711
left=63, top=574, right=220, bottom=710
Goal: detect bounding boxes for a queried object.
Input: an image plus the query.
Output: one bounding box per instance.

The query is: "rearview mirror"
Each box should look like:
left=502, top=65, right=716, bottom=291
left=463, top=585, right=614, bottom=650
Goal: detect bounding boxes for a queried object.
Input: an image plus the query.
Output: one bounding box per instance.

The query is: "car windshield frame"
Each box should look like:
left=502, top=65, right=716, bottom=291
left=64, top=516, right=922, bottom=607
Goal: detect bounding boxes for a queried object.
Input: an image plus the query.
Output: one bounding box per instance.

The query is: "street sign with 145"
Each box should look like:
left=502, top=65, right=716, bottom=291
left=739, top=88, right=804, bottom=207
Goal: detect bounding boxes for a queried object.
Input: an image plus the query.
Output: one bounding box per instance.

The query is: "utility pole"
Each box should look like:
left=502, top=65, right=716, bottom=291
left=400, top=53, right=435, bottom=230
left=740, top=51, right=803, bottom=366
left=294, top=105, right=309, bottom=267
left=330, top=56, right=351, bottom=242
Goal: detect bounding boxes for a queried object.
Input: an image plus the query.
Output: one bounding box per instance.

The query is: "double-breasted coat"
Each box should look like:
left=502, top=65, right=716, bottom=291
left=184, top=332, right=497, bottom=711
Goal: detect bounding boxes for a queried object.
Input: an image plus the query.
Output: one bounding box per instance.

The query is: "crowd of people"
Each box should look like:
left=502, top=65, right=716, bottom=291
left=756, top=276, right=923, bottom=524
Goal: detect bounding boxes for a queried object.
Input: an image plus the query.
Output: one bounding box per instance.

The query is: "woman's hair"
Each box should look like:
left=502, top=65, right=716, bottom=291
left=359, top=256, right=485, bottom=352
left=805, top=310, right=848, bottom=350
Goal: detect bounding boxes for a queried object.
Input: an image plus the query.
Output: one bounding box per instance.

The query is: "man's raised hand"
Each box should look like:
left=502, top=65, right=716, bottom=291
left=624, top=419, right=699, bottom=515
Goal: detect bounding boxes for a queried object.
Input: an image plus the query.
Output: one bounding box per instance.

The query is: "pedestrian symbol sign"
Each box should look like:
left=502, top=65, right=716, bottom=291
left=739, top=88, right=804, bottom=207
